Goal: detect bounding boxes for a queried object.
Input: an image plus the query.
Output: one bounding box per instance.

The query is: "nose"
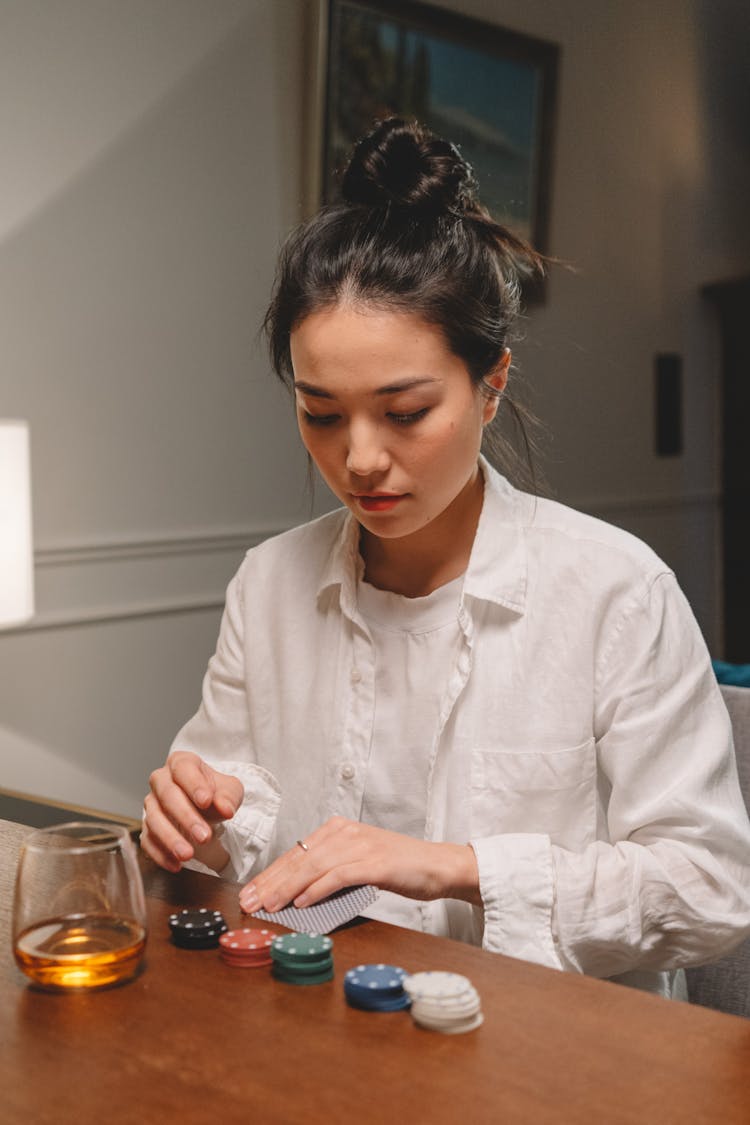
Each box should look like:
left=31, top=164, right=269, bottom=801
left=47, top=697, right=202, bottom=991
left=345, top=417, right=390, bottom=478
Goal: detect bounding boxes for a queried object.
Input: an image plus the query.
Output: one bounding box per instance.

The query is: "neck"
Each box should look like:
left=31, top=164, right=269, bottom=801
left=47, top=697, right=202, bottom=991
left=360, top=469, right=484, bottom=598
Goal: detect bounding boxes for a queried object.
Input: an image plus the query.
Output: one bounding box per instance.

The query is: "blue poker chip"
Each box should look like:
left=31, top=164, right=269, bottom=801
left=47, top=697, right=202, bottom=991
left=343, top=964, right=411, bottom=1011
left=344, top=963, right=407, bottom=996
left=345, top=991, right=411, bottom=1012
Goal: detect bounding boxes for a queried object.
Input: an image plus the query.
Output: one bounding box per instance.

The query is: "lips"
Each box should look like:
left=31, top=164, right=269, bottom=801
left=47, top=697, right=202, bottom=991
left=353, top=493, right=406, bottom=512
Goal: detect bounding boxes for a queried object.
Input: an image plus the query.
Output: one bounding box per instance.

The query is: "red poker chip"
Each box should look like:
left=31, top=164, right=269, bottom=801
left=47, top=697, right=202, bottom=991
left=219, top=950, right=273, bottom=968
left=220, top=955, right=273, bottom=969
left=219, top=927, right=275, bottom=968
left=220, top=959, right=271, bottom=966
left=220, top=948, right=273, bottom=960
left=219, top=928, right=275, bottom=951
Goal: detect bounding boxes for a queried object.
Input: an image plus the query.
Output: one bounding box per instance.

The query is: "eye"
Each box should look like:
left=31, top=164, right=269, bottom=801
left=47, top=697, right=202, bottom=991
left=387, top=408, right=429, bottom=426
left=302, top=411, right=340, bottom=427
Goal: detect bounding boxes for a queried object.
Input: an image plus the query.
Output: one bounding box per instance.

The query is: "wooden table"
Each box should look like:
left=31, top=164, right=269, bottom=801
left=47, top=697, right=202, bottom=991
left=2, top=818, right=749, bottom=1124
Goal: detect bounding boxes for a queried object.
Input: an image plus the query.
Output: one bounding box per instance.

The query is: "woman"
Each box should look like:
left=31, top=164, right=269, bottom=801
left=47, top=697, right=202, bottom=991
left=142, top=118, right=750, bottom=994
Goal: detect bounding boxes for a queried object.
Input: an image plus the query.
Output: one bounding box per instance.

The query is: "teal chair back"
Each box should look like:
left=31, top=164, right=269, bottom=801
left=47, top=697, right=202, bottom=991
left=685, top=685, right=750, bottom=1018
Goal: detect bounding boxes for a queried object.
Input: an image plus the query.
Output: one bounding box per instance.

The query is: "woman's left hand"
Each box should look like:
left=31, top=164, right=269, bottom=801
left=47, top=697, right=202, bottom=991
left=238, top=816, right=481, bottom=914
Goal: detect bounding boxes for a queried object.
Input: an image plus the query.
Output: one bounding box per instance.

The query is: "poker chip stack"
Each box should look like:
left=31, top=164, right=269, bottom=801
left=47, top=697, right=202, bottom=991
left=219, top=927, right=275, bottom=968
left=343, top=963, right=411, bottom=1012
left=270, top=932, right=334, bottom=985
left=168, top=908, right=228, bottom=949
left=403, top=971, right=483, bottom=1034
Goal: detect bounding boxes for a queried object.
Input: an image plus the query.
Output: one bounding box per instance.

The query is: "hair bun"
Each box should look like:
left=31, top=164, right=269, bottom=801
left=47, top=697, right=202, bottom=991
left=340, top=117, right=475, bottom=215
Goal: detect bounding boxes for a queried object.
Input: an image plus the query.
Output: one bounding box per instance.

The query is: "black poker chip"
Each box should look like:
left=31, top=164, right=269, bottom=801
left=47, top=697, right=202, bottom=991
left=168, top=908, right=228, bottom=949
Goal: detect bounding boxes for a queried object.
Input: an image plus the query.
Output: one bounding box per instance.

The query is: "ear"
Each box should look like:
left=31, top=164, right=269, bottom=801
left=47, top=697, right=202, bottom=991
left=481, top=349, right=511, bottom=425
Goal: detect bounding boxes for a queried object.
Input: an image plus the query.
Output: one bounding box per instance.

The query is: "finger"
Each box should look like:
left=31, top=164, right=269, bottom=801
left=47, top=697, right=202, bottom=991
left=168, top=751, right=218, bottom=810
left=168, top=753, right=242, bottom=824
left=149, top=766, right=213, bottom=845
left=140, top=799, right=190, bottom=871
left=249, top=853, right=368, bottom=913
left=142, top=791, right=195, bottom=865
left=210, top=773, right=243, bottom=821
left=140, top=824, right=182, bottom=874
left=239, top=846, right=310, bottom=913
left=272, top=820, right=395, bottom=908
left=293, top=863, right=365, bottom=908
left=242, top=831, right=357, bottom=914
left=239, top=818, right=361, bottom=913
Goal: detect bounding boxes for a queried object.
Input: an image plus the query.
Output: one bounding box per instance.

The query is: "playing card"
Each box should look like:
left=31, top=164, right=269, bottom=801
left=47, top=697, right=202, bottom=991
left=250, top=884, right=379, bottom=934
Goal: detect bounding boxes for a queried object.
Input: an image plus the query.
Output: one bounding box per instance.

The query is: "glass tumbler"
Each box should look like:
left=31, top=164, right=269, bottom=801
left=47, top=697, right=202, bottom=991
left=12, top=821, right=148, bottom=991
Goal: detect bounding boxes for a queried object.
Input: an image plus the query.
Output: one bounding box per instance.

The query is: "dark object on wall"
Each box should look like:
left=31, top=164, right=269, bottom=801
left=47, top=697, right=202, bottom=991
left=316, top=0, right=559, bottom=302
left=655, top=353, right=683, bottom=456
left=704, top=275, right=750, bottom=662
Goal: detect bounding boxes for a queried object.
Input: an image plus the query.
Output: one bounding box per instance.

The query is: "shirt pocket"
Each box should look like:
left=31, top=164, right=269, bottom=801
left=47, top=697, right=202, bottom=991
left=470, top=738, right=597, bottom=852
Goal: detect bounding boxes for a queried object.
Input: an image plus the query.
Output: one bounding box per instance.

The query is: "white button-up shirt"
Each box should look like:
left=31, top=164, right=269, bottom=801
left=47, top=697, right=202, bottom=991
left=172, top=460, right=750, bottom=993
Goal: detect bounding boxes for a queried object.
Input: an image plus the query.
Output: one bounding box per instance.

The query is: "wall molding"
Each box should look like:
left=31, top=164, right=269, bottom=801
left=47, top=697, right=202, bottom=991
left=34, top=528, right=274, bottom=568
left=569, top=488, right=719, bottom=518
left=31, top=488, right=719, bottom=565
left=9, top=595, right=228, bottom=634
left=7, top=526, right=290, bottom=635
left=4, top=492, right=720, bottom=636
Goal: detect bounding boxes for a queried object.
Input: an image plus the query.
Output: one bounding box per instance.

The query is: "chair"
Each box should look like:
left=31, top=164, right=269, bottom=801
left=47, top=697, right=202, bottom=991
left=0, top=786, right=141, bottom=839
left=684, top=684, right=750, bottom=1017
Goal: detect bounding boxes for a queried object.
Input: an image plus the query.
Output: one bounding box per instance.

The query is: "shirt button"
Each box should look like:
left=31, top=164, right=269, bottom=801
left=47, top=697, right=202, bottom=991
left=340, top=763, right=355, bottom=781
left=350, top=668, right=362, bottom=683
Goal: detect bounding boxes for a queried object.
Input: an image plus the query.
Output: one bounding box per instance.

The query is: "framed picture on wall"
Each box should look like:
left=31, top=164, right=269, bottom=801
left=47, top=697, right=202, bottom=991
left=312, top=0, right=560, bottom=299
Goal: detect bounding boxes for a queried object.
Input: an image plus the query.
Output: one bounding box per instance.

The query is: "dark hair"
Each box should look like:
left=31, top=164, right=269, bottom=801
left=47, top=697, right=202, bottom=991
left=264, top=117, right=547, bottom=489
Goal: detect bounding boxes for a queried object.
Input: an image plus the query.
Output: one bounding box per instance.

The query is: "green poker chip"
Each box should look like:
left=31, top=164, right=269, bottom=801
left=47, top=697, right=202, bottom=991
left=270, top=954, right=334, bottom=977
left=272, top=963, right=335, bottom=986
left=270, top=933, right=333, bottom=960
left=269, top=932, right=335, bottom=985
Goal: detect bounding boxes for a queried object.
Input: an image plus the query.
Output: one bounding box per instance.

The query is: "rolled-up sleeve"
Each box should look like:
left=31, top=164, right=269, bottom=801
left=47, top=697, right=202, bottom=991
left=169, top=565, right=282, bottom=884
left=470, top=573, right=750, bottom=977
left=553, top=573, right=750, bottom=976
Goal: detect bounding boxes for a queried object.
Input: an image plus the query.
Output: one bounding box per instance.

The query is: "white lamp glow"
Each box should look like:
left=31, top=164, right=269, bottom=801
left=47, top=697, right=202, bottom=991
left=0, top=420, right=34, bottom=626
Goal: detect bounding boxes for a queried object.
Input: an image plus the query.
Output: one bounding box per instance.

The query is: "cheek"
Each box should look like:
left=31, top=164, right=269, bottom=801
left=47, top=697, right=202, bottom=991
left=401, top=416, right=479, bottom=474
left=437, top=402, right=485, bottom=451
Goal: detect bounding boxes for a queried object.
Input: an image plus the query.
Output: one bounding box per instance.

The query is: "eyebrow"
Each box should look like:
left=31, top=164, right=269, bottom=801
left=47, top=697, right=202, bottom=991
left=293, top=377, right=436, bottom=399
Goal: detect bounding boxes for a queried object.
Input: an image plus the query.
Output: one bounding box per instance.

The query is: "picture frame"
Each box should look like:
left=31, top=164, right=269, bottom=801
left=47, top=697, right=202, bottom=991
left=310, top=0, right=560, bottom=301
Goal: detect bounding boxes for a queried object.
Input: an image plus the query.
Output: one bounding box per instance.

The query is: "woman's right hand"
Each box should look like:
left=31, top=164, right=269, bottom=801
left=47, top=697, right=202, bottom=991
left=141, top=750, right=244, bottom=874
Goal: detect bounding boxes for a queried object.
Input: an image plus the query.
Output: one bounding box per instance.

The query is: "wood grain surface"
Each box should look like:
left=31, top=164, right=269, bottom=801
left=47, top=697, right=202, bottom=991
left=2, top=818, right=749, bottom=1125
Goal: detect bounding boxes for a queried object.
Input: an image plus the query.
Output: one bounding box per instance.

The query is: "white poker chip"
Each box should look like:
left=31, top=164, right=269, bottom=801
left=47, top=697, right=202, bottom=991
left=404, top=970, right=483, bottom=1034
left=413, top=1011, right=485, bottom=1035
left=415, top=991, right=481, bottom=1019
left=403, top=971, right=473, bottom=1000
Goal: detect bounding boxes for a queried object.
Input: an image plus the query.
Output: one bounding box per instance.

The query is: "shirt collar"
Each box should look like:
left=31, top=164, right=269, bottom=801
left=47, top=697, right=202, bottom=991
left=316, top=455, right=528, bottom=617
left=462, top=457, right=527, bottom=615
left=317, top=509, right=363, bottom=617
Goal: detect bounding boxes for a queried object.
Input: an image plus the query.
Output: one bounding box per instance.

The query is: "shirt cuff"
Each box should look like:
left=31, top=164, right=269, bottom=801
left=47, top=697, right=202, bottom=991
left=470, top=833, right=563, bottom=970
left=213, top=762, right=282, bottom=884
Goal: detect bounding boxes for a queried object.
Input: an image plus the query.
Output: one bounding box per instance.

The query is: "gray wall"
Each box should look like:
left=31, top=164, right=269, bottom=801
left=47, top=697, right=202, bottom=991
left=1, top=0, right=747, bottom=817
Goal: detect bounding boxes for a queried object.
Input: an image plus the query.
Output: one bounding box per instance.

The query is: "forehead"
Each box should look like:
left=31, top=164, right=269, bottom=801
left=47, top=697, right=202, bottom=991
left=289, top=302, right=461, bottom=382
